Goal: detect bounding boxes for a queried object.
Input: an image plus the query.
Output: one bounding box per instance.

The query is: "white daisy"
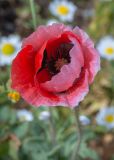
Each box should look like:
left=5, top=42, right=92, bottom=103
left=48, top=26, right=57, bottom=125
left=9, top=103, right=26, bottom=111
left=96, top=107, right=114, bottom=129
left=39, top=111, right=50, bottom=121
left=17, top=109, right=33, bottom=122
left=97, top=36, right=114, bottom=60
left=79, top=115, right=90, bottom=125
left=0, top=35, right=21, bottom=66
left=49, top=0, right=77, bottom=22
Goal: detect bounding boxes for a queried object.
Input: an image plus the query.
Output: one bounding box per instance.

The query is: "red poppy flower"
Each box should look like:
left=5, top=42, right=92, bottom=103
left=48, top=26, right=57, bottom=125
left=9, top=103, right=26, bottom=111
left=11, top=23, right=100, bottom=108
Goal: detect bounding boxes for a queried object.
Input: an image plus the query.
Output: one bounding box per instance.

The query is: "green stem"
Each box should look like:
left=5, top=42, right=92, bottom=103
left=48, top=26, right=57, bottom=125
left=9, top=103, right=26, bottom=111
left=48, top=108, right=56, bottom=146
left=48, top=108, right=60, bottom=160
left=29, top=0, right=37, bottom=29
left=71, top=107, right=82, bottom=160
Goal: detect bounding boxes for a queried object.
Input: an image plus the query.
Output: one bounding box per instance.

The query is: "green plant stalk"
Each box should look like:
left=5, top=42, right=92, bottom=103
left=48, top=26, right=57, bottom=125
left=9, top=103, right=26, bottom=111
left=29, top=0, right=37, bottom=29
left=48, top=108, right=57, bottom=146
left=71, top=106, right=82, bottom=160
left=48, top=108, right=59, bottom=160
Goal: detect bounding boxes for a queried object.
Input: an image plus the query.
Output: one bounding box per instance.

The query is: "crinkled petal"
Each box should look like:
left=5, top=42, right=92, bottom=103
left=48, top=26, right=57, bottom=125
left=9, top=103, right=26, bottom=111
left=22, top=23, right=71, bottom=51
left=83, top=47, right=100, bottom=83
left=11, top=45, right=35, bottom=88
left=46, top=32, right=71, bottom=59
left=41, top=39, right=84, bottom=92
left=73, top=27, right=100, bottom=83
left=35, top=68, right=52, bottom=83
left=14, top=85, right=60, bottom=107
left=35, top=41, right=47, bottom=72
left=73, top=26, right=94, bottom=48
left=64, top=69, right=89, bottom=108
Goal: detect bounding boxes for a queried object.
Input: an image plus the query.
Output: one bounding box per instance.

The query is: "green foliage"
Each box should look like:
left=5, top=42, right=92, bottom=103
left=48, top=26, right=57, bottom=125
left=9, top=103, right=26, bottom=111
left=89, top=1, right=114, bottom=40
left=0, top=106, right=17, bottom=125
left=79, top=143, right=100, bottom=160
left=111, top=155, right=114, bottom=160
left=0, top=103, right=100, bottom=160
left=12, top=122, right=30, bottom=139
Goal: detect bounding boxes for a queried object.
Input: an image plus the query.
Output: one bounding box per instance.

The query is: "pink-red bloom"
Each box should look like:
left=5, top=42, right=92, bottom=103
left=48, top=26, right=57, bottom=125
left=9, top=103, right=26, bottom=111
left=11, top=23, right=100, bottom=108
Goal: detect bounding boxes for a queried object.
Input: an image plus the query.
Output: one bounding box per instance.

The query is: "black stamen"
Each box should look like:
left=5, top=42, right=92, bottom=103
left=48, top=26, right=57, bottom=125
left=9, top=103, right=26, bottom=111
left=38, top=42, right=74, bottom=75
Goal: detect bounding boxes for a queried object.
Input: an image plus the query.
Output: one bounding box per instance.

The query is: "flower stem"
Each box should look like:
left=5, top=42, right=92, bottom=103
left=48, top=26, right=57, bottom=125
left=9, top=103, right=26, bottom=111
left=29, top=0, right=37, bottom=29
left=48, top=108, right=56, bottom=146
left=71, top=106, right=82, bottom=160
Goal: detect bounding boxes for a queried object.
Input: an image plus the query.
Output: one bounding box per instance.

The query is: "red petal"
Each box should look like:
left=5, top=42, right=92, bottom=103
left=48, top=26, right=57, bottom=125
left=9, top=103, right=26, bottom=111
left=46, top=32, right=71, bottom=59
left=41, top=38, right=84, bottom=93
left=11, top=45, right=36, bottom=89
left=35, top=41, right=47, bottom=72
left=15, top=85, right=60, bottom=107
left=11, top=45, right=59, bottom=106
left=22, top=23, right=72, bottom=52
left=64, top=69, right=89, bottom=108
left=83, top=47, right=100, bottom=83
left=73, top=27, right=100, bottom=83
left=35, top=68, right=52, bottom=83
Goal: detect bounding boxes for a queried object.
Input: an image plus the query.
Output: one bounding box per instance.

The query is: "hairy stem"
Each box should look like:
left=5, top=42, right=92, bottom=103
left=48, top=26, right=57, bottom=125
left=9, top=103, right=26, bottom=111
left=71, top=106, right=82, bottom=160
left=29, top=0, right=37, bottom=29
left=49, top=108, right=56, bottom=146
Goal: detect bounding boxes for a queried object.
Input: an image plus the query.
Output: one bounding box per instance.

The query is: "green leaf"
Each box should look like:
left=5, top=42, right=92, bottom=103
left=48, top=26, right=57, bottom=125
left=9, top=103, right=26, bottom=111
left=31, top=151, right=47, bottom=160
left=9, top=140, right=19, bottom=160
left=20, top=137, right=49, bottom=160
left=0, top=106, right=11, bottom=122
left=0, top=141, right=9, bottom=159
left=82, top=128, right=96, bottom=141
left=79, top=143, right=100, bottom=160
left=63, top=133, right=77, bottom=157
left=48, top=144, right=63, bottom=157
left=0, top=106, right=17, bottom=124
left=12, top=122, right=29, bottom=139
left=111, top=155, right=114, bottom=160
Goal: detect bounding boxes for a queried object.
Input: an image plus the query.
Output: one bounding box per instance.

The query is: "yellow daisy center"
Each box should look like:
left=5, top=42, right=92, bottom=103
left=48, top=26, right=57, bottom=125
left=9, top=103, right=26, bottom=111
left=1, top=43, right=15, bottom=56
left=57, top=5, right=69, bottom=15
left=8, top=91, right=20, bottom=103
left=105, top=114, right=114, bottom=123
left=105, top=47, right=114, bottom=55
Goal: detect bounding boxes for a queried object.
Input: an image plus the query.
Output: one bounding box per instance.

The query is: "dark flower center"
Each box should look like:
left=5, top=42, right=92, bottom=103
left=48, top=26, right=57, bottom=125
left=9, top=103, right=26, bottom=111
left=55, top=58, right=68, bottom=71
left=39, top=42, right=74, bottom=75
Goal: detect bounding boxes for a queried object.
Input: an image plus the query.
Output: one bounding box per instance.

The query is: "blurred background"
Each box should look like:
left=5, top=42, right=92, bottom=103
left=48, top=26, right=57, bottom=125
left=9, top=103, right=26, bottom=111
left=0, top=0, right=114, bottom=160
